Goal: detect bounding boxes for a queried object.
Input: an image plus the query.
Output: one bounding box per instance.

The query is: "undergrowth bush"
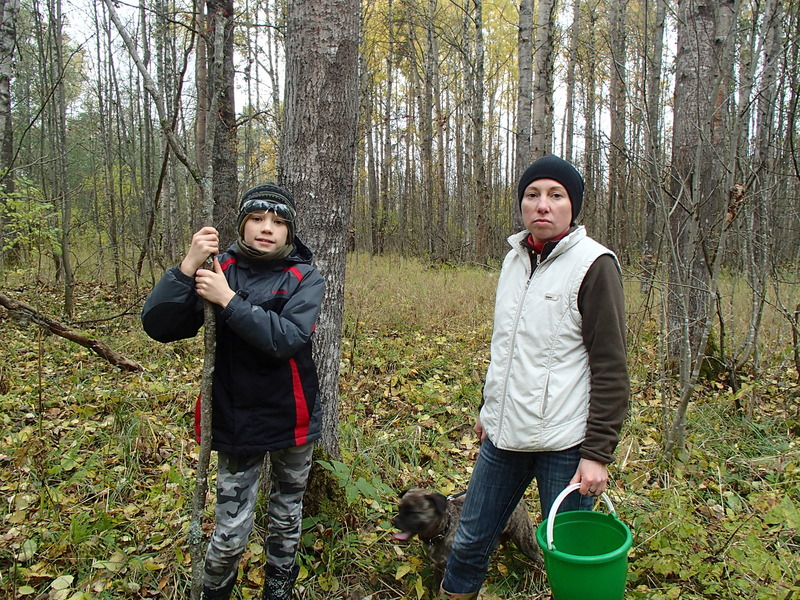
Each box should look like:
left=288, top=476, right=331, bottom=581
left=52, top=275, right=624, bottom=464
left=0, top=254, right=798, bottom=599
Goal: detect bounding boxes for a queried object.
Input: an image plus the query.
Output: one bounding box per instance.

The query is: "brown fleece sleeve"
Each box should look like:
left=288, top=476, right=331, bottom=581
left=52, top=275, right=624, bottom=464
left=577, top=254, right=630, bottom=463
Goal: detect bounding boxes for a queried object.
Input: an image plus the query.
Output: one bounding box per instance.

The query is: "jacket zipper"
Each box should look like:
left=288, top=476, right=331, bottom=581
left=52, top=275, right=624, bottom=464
left=496, top=252, right=539, bottom=438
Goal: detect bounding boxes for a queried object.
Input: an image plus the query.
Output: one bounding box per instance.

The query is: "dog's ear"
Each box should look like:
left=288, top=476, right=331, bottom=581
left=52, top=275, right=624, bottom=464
left=426, top=491, right=449, bottom=515
left=398, top=487, right=412, bottom=499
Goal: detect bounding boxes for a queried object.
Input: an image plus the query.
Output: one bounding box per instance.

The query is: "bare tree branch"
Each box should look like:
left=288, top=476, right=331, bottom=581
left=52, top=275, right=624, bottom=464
left=0, top=291, right=143, bottom=372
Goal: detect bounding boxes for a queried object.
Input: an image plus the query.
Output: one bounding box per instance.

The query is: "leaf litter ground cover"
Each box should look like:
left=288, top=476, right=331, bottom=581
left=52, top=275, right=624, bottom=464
left=1, top=265, right=799, bottom=599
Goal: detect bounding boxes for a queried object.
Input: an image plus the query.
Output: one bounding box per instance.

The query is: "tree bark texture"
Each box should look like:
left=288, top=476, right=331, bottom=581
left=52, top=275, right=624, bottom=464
left=607, top=0, right=628, bottom=251
left=515, top=0, right=533, bottom=175
left=641, top=0, right=666, bottom=293
left=208, top=0, right=239, bottom=247
left=281, top=0, right=360, bottom=456
left=0, top=0, right=18, bottom=265
left=531, top=0, right=555, bottom=158
left=668, top=0, right=737, bottom=374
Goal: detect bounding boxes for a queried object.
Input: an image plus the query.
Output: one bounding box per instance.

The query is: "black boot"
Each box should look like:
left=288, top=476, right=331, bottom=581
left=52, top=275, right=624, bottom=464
left=201, top=577, right=235, bottom=600
left=262, top=564, right=300, bottom=600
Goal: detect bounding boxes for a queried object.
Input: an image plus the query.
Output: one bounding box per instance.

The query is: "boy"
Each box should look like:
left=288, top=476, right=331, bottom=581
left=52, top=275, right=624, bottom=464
left=142, top=183, right=325, bottom=600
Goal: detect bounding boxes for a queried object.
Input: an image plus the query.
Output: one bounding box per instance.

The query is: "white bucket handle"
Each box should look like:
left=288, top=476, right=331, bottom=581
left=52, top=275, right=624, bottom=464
left=545, top=483, right=616, bottom=551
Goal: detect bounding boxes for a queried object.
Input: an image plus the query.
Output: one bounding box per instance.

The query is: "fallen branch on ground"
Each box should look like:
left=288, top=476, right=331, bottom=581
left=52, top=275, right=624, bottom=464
left=0, top=291, right=143, bottom=372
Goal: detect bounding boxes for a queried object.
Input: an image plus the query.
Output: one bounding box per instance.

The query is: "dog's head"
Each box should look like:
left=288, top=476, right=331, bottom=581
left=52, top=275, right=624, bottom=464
left=391, top=487, right=450, bottom=541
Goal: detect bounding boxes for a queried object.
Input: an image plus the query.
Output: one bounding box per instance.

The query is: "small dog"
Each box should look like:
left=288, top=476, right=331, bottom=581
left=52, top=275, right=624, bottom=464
left=391, top=487, right=542, bottom=575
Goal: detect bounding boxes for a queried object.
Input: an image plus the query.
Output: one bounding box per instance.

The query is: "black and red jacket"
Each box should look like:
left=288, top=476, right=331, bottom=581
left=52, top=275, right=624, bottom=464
left=142, top=238, right=325, bottom=455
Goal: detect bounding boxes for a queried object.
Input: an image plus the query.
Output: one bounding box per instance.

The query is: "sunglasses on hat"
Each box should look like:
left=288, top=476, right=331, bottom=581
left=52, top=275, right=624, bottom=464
left=240, top=198, right=296, bottom=222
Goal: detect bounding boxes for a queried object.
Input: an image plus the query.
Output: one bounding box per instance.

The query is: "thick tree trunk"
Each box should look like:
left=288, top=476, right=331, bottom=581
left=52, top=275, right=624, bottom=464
left=281, top=0, right=360, bottom=457
left=208, top=0, right=239, bottom=247
left=666, top=0, right=739, bottom=453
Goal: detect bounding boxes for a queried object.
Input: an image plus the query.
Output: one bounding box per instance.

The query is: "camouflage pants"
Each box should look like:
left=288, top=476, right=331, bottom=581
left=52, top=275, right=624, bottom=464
left=203, top=443, right=314, bottom=593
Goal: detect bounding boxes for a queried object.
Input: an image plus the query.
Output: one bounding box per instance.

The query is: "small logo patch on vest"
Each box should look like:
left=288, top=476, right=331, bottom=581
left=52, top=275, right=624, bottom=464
left=544, top=293, right=560, bottom=301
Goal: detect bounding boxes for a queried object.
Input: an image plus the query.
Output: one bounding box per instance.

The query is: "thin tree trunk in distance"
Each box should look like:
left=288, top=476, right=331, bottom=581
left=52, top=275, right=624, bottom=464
left=641, top=0, right=665, bottom=294
left=515, top=0, right=532, bottom=174
left=473, top=0, right=490, bottom=264
left=377, top=0, right=395, bottom=255
left=51, top=0, right=74, bottom=317
left=607, top=0, right=627, bottom=251
left=0, top=0, right=18, bottom=266
left=563, top=0, right=579, bottom=164
left=582, top=4, right=599, bottom=230
left=531, top=0, right=555, bottom=157
left=514, top=0, right=533, bottom=232
left=420, top=0, right=435, bottom=257
left=96, top=15, right=122, bottom=299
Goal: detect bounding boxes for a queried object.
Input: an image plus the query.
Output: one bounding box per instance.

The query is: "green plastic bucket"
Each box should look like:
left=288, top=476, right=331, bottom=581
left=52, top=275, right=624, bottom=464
left=535, top=483, right=632, bottom=600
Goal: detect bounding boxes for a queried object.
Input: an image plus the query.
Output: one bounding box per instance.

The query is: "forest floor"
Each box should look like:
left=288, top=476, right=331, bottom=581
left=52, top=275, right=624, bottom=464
left=0, top=254, right=798, bottom=599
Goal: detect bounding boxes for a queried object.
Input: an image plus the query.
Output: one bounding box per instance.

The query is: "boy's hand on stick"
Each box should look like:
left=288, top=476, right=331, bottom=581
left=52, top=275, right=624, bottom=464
left=195, top=258, right=235, bottom=308
left=180, top=227, right=220, bottom=277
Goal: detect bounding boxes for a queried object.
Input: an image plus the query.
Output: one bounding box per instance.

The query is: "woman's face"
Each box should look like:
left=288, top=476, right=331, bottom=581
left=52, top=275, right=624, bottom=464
left=520, top=178, right=573, bottom=244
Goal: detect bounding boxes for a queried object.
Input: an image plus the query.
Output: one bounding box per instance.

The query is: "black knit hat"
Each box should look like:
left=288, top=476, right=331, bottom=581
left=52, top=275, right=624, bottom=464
left=517, top=154, right=584, bottom=224
left=237, top=183, right=297, bottom=240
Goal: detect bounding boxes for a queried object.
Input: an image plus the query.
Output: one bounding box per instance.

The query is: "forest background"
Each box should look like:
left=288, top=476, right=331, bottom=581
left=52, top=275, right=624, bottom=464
left=0, top=0, right=798, bottom=599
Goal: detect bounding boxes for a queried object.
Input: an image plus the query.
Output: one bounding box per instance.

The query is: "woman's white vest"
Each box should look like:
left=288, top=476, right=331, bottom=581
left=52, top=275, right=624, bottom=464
left=480, top=226, right=618, bottom=452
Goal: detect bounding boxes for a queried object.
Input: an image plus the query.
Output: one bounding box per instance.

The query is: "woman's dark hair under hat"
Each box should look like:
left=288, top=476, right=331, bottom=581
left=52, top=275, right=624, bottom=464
left=517, top=154, right=584, bottom=224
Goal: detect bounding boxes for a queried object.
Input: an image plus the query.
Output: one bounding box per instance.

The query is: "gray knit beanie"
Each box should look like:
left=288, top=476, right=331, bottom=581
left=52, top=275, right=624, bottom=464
left=237, top=183, right=297, bottom=241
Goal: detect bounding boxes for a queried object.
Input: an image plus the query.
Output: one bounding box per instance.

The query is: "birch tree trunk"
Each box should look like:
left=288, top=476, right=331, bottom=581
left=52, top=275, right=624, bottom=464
left=531, top=0, right=555, bottom=157
left=281, top=0, right=360, bottom=456
left=641, top=0, right=665, bottom=294
left=0, top=0, right=18, bottom=266
left=607, top=0, right=627, bottom=250
left=472, top=0, right=490, bottom=264
left=563, top=0, right=579, bottom=164
left=515, top=0, right=533, bottom=174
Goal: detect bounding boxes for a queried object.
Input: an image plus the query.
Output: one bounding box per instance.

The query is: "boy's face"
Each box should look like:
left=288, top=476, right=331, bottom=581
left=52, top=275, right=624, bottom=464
left=520, top=178, right=572, bottom=244
left=242, top=210, right=290, bottom=251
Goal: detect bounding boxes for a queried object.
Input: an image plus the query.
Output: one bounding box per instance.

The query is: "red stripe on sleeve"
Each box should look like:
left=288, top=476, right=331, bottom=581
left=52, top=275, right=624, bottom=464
left=289, top=358, right=310, bottom=445
left=286, top=266, right=304, bottom=281
left=219, top=256, right=238, bottom=271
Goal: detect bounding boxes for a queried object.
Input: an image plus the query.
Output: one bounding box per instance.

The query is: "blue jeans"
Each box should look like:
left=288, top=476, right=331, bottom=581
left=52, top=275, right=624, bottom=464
left=441, top=438, right=592, bottom=594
